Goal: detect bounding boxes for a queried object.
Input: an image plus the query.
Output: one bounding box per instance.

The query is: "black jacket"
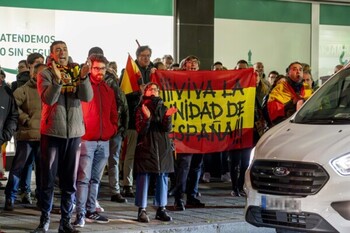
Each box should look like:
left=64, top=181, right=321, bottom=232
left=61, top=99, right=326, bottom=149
left=11, top=71, right=30, bottom=92
left=104, top=72, right=129, bottom=138
left=134, top=96, right=174, bottom=174
left=135, top=60, right=154, bottom=85
left=0, top=84, right=19, bottom=145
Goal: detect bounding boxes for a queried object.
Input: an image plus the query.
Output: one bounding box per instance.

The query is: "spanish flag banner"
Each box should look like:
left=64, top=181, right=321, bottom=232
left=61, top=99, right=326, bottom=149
left=151, top=68, right=256, bottom=153
left=120, top=55, right=141, bottom=94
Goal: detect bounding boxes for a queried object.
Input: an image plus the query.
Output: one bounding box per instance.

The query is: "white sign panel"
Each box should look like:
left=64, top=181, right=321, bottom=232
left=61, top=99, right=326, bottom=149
left=214, top=18, right=310, bottom=76
left=0, top=7, right=173, bottom=83
left=319, top=24, right=350, bottom=76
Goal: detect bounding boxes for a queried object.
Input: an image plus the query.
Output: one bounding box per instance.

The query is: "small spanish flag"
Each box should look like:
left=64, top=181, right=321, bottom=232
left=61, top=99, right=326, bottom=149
left=120, top=54, right=141, bottom=94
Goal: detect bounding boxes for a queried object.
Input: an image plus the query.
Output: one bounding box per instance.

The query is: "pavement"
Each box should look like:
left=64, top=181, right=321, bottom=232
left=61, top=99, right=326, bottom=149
left=0, top=173, right=275, bottom=233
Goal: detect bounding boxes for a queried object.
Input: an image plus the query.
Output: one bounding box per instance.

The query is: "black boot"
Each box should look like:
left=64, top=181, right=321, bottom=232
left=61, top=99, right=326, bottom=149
left=123, top=186, right=135, bottom=198
left=4, top=198, right=14, bottom=211
left=58, top=219, right=80, bottom=233
left=31, top=215, right=50, bottom=233
left=156, top=207, right=172, bottom=221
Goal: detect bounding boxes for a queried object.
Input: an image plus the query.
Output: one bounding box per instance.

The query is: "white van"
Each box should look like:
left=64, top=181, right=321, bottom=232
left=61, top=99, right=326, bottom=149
left=244, top=64, right=350, bottom=233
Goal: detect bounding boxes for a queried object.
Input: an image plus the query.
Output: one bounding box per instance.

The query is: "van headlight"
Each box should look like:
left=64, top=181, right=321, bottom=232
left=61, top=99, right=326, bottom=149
left=331, top=154, right=350, bottom=176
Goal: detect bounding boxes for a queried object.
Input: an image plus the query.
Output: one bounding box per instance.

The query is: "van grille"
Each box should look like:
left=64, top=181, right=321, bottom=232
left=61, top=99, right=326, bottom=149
left=245, top=206, right=339, bottom=233
left=250, top=160, right=329, bottom=196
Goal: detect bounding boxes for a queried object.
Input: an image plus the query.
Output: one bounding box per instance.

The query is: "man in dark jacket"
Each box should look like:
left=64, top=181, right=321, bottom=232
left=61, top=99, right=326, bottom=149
left=11, top=59, right=30, bottom=92
left=105, top=66, right=129, bottom=203
left=173, top=55, right=206, bottom=211
left=0, top=70, right=19, bottom=186
left=122, top=45, right=156, bottom=197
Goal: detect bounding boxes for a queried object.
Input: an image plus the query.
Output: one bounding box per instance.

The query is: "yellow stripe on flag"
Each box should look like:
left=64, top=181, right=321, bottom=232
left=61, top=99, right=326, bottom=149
left=120, top=55, right=141, bottom=94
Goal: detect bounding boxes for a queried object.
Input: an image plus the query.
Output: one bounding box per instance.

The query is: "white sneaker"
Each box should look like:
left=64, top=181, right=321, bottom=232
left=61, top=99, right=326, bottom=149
left=0, top=171, right=7, bottom=181
left=221, top=172, right=231, bottom=183
left=95, top=200, right=104, bottom=213
left=202, top=172, right=211, bottom=183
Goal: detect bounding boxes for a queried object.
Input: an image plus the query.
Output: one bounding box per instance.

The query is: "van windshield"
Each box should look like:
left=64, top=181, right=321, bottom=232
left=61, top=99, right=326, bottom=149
left=294, top=68, right=350, bottom=124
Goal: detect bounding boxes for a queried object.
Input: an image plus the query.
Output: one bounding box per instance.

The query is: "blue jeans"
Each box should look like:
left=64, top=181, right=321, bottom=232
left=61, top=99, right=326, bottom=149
left=135, top=173, right=168, bottom=209
left=108, top=134, right=123, bottom=194
left=5, top=140, right=41, bottom=202
left=76, top=140, right=109, bottom=215
left=40, top=135, right=80, bottom=221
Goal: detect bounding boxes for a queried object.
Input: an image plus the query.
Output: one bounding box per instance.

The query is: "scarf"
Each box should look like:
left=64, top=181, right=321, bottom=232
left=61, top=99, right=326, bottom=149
left=286, top=77, right=303, bottom=96
left=49, top=63, right=80, bottom=94
left=142, top=95, right=164, bottom=122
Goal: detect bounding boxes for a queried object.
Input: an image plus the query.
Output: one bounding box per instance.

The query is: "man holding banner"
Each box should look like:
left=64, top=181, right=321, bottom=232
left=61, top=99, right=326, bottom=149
left=171, top=55, right=206, bottom=210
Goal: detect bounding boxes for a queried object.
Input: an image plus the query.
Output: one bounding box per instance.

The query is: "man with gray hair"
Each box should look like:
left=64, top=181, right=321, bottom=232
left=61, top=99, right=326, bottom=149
left=122, top=45, right=156, bottom=197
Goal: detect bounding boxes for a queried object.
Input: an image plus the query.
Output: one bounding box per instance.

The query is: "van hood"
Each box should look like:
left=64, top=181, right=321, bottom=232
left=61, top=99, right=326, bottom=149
left=255, top=120, right=350, bottom=166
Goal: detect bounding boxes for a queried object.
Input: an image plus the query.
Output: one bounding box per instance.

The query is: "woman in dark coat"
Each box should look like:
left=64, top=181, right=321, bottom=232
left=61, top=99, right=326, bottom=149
left=134, top=82, right=177, bottom=223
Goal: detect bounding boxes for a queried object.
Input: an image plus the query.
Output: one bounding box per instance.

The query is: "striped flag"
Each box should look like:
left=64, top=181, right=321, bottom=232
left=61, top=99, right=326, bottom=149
left=152, top=69, right=257, bottom=153
left=120, top=54, right=141, bottom=94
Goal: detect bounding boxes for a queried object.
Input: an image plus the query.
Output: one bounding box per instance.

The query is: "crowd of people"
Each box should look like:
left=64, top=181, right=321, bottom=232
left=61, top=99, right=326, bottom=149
left=0, top=40, right=344, bottom=233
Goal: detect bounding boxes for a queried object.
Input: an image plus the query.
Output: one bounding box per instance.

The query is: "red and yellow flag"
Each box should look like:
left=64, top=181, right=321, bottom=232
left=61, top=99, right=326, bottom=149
left=152, top=68, right=257, bottom=153
left=120, top=55, right=141, bottom=94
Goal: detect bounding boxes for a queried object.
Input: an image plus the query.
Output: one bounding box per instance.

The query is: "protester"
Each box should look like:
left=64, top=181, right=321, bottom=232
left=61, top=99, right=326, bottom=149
left=173, top=55, right=206, bottom=211
left=105, top=61, right=129, bottom=204
left=4, top=56, right=45, bottom=211
left=267, top=61, right=312, bottom=125
left=11, top=59, right=30, bottom=92
left=134, top=82, right=177, bottom=222
left=74, top=54, right=117, bottom=227
left=122, top=45, right=156, bottom=198
left=33, top=40, right=92, bottom=233
left=0, top=67, right=19, bottom=188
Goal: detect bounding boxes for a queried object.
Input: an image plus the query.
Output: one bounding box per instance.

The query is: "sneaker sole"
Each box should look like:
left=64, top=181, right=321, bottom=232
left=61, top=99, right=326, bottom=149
left=85, top=218, right=110, bottom=224
left=73, top=224, right=85, bottom=228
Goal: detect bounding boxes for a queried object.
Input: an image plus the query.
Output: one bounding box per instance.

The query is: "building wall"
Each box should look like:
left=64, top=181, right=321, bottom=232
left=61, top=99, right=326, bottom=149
left=1, top=0, right=350, bottom=81
left=214, top=0, right=350, bottom=78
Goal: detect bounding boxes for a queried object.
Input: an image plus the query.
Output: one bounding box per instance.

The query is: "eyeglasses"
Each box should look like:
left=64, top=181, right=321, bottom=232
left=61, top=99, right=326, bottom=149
left=92, top=67, right=106, bottom=72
